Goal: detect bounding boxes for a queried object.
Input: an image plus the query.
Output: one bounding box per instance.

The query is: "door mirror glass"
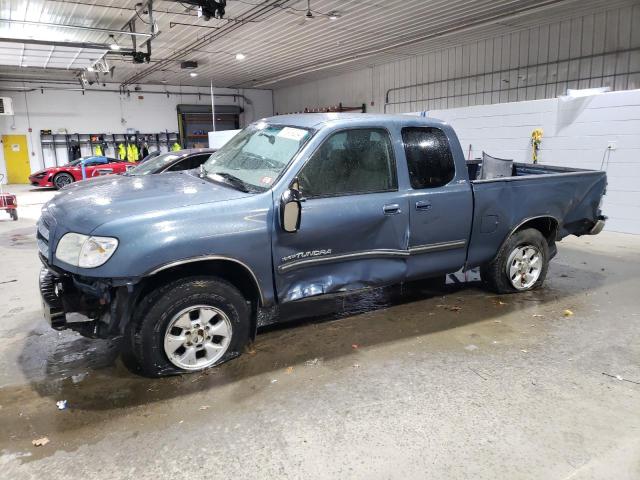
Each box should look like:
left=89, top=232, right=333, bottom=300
left=280, top=188, right=301, bottom=233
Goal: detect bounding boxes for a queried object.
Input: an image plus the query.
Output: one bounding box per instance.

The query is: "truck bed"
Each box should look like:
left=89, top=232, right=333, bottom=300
left=465, top=160, right=607, bottom=269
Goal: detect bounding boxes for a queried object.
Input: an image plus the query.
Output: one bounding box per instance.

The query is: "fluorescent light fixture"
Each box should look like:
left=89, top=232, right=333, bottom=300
left=235, top=53, right=246, bottom=61
left=190, top=72, right=198, bottom=77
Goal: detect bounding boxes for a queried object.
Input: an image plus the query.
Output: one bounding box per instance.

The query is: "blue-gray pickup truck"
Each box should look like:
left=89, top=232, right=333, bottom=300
left=37, top=114, right=607, bottom=376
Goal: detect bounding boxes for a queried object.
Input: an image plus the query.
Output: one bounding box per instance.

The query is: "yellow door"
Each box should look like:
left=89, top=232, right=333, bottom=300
left=2, top=135, right=30, bottom=184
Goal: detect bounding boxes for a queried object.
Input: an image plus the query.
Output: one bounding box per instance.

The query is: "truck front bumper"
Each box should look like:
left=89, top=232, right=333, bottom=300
left=39, top=268, right=66, bottom=330
left=39, top=265, right=132, bottom=338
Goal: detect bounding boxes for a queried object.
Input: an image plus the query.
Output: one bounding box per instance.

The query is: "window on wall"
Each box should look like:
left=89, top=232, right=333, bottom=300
left=401, top=127, right=455, bottom=189
left=298, top=128, right=397, bottom=198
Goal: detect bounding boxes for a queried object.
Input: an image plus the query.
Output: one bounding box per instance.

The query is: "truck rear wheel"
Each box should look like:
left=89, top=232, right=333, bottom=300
left=124, top=276, right=250, bottom=377
left=481, top=228, right=549, bottom=293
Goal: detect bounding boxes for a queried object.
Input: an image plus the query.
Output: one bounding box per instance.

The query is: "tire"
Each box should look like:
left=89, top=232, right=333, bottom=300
left=481, top=228, right=549, bottom=294
left=10, top=209, right=18, bottom=221
left=123, top=276, right=250, bottom=377
left=53, top=172, right=74, bottom=190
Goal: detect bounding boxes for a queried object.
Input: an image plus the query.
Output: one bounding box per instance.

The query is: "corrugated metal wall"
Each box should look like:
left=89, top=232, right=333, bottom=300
left=274, top=3, right=640, bottom=114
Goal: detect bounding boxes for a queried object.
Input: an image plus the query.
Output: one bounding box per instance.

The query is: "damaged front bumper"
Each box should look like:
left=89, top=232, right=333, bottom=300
left=39, top=264, right=134, bottom=339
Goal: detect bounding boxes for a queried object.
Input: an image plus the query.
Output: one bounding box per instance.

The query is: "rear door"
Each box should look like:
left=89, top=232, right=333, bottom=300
left=401, top=127, right=473, bottom=279
left=272, top=127, right=409, bottom=302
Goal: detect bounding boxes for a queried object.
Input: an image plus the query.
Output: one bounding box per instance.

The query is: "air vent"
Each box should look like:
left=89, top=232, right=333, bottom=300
left=180, top=61, right=198, bottom=70
left=0, top=97, right=14, bottom=116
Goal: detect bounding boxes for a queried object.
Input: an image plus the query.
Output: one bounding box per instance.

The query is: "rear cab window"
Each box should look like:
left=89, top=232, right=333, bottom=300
left=401, top=127, right=455, bottom=189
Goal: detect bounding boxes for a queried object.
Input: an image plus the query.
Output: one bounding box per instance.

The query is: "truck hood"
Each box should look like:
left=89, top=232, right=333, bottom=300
left=43, top=170, right=252, bottom=234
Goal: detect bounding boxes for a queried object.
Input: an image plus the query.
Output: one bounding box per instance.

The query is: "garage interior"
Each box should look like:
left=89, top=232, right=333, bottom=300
left=1, top=0, right=639, bottom=478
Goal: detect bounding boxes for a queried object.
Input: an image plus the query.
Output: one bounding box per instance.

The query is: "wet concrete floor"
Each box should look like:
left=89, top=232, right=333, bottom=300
left=0, top=185, right=639, bottom=479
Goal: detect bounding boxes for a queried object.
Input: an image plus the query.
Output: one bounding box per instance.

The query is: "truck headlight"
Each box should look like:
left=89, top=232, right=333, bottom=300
left=56, top=233, right=118, bottom=268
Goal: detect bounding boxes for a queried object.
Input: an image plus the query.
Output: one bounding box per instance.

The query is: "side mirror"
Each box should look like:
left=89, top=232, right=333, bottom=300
left=280, top=183, right=302, bottom=233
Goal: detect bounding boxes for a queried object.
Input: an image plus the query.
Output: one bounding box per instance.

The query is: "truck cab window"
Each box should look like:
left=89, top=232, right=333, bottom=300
left=401, top=127, right=455, bottom=189
left=299, top=128, right=397, bottom=198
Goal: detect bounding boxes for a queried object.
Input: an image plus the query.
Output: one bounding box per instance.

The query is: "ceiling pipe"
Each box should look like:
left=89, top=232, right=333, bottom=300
left=246, top=0, right=580, bottom=88
left=0, top=36, right=134, bottom=52
left=0, top=18, right=153, bottom=37
left=0, top=84, right=252, bottom=103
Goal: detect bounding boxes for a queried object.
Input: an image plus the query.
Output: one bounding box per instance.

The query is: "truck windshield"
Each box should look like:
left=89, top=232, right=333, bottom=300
left=202, top=123, right=312, bottom=191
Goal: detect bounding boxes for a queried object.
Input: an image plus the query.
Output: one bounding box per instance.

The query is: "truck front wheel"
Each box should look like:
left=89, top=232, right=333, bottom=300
left=124, top=276, right=250, bottom=377
left=481, top=228, right=549, bottom=293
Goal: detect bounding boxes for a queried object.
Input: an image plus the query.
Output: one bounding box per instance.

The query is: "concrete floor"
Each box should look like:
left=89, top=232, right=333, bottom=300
left=0, top=184, right=639, bottom=479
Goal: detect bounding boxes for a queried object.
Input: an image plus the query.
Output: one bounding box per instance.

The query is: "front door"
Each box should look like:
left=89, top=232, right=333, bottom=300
left=272, top=127, right=409, bottom=302
left=400, top=126, right=473, bottom=279
left=2, top=135, right=30, bottom=184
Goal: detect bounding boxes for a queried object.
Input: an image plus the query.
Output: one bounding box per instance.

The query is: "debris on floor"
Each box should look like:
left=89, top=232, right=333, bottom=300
left=305, top=358, right=322, bottom=366
left=351, top=343, right=359, bottom=349
left=563, top=309, right=574, bottom=317
left=437, top=304, right=462, bottom=312
left=464, top=344, right=478, bottom=351
left=602, top=372, right=640, bottom=385
left=286, top=366, right=294, bottom=374
left=32, top=437, right=49, bottom=447
left=56, top=400, right=67, bottom=410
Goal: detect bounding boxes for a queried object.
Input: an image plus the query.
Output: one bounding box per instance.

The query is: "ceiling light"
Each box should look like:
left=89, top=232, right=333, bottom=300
left=109, top=34, right=120, bottom=51
left=190, top=72, right=198, bottom=77
left=328, top=11, right=340, bottom=20
left=235, top=53, right=246, bottom=61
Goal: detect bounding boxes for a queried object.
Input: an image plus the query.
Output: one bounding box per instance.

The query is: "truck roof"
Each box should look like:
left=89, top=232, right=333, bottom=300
left=261, top=113, right=448, bottom=130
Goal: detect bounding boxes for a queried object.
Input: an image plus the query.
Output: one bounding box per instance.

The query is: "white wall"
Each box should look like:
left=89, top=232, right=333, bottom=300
left=410, top=89, right=640, bottom=234
left=0, top=83, right=272, bottom=179
left=274, top=3, right=640, bottom=114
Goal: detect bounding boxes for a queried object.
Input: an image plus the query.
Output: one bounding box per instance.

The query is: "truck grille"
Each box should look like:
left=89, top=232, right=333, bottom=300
left=37, top=216, right=52, bottom=259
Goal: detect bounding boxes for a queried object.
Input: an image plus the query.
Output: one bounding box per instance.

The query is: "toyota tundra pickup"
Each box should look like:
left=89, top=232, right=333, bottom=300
left=37, top=113, right=607, bottom=376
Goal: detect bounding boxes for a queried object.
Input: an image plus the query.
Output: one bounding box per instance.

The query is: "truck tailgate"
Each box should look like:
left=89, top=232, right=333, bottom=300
left=466, top=163, right=607, bottom=269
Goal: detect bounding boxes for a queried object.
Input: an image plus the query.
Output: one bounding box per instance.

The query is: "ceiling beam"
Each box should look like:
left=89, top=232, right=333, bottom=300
left=0, top=19, right=153, bottom=37
left=0, top=37, right=132, bottom=52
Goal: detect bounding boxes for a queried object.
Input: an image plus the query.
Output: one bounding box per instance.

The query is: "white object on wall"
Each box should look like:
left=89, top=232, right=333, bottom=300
left=208, top=129, right=241, bottom=149
left=0, top=97, right=14, bottom=115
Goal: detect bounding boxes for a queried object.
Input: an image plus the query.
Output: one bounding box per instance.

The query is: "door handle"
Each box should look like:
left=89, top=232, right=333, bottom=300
left=383, top=203, right=401, bottom=215
left=415, top=200, right=432, bottom=211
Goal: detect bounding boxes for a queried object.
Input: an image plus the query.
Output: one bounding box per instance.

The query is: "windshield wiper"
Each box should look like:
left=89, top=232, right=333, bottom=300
left=209, top=172, right=252, bottom=192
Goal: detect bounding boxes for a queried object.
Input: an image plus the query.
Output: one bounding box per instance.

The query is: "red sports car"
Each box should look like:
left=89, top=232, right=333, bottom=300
left=29, top=156, right=135, bottom=189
